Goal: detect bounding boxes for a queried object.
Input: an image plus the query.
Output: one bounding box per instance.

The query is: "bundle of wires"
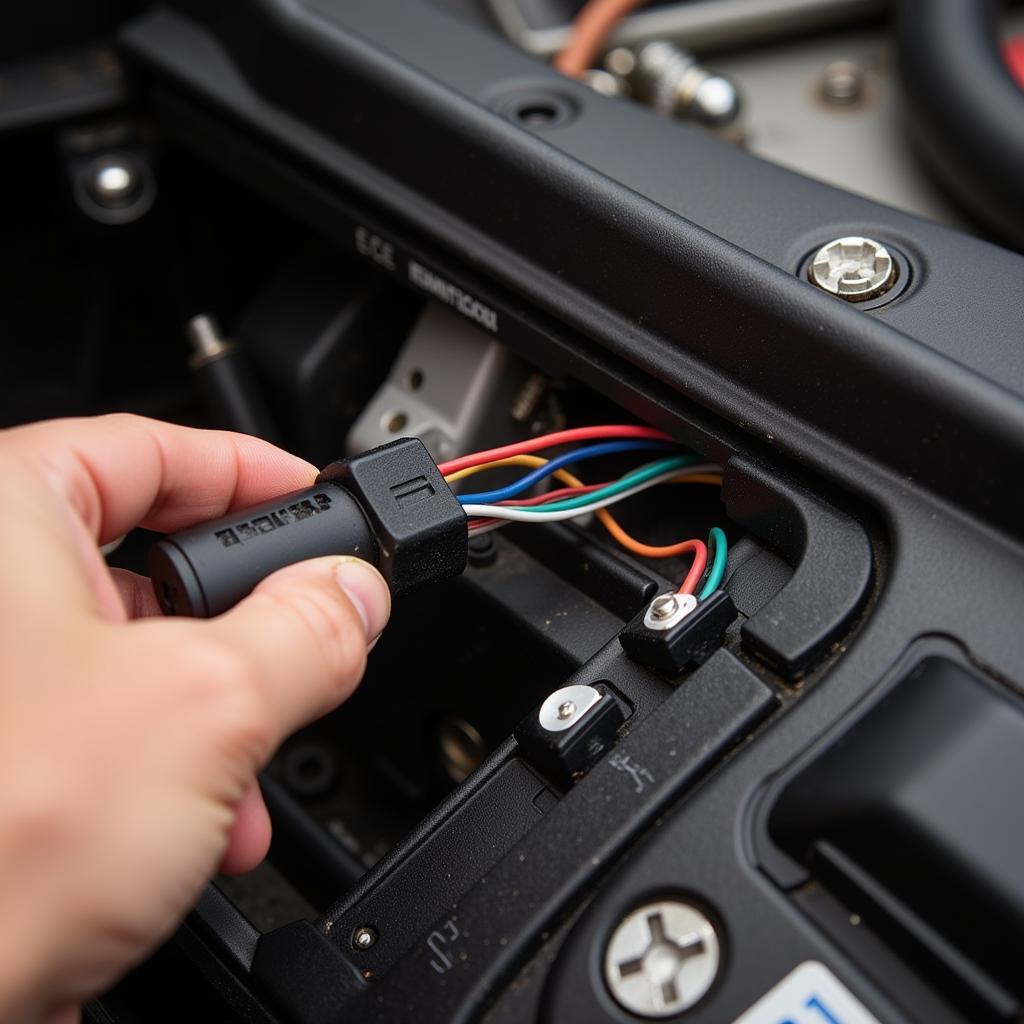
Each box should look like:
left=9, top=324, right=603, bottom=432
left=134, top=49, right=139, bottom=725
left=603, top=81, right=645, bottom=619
left=438, top=425, right=729, bottom=600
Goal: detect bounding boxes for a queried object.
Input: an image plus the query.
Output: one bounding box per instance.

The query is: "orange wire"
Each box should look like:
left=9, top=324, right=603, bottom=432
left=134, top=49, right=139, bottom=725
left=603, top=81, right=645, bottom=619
left=455, top=451, right=722, bottom=588
left=593, top=481, right=720, bottom=561
left=554, top=0, right=649, bottom=78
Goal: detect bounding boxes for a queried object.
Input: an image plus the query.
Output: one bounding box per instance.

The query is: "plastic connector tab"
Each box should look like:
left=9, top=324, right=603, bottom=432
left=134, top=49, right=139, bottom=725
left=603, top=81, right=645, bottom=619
left=318, top=438, right=468, bottom=596
left=514, top=683, right=627, bottom=789
left=149, top=437, right=467, bottom=617
left=620, top=591, right=738, bottom=675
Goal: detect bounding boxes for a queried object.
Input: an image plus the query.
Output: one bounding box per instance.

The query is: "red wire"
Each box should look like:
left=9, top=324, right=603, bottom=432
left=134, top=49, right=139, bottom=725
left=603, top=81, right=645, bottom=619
left=437, top=425, right=673, bottom=476
left=678, top=541, right=708, bottom=596
left=468, top=518, right=502, bottom=531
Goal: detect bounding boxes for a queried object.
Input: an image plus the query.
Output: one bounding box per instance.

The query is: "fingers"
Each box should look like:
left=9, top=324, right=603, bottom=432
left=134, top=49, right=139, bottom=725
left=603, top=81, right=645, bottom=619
left=109, top=569, right=163, bottom=619
left=3, top=414, right=317, bottom=545
left=219, top=781, right=271, bottom=876
left=202, top=556, right=390, bottom=745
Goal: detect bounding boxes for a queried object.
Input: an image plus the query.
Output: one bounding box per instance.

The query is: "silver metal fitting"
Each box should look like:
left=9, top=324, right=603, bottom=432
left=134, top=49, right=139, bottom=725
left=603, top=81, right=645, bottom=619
left=352, top=926, right=378, bottom=950
left=538, top=685, right=601, bottom=732
left=820, top=60, right=866, bottom=106
left=627, top=41, right=741, bottom=127
left=643, top=592, right=697, bottom=631
left=85, top=156, right=143, bottom=209
left=604, top=900, right=720, bottom=1018
left=604, top=47, right=637, bottom=79
left=89, top=162, right=137, bottom=206
left=186, top=315, right=235, bottom=368
left=74, top=151, right=155, bottom=224
left=808, top=236, right=897, bottom=302
left=582, top=68, right=628, bottom=98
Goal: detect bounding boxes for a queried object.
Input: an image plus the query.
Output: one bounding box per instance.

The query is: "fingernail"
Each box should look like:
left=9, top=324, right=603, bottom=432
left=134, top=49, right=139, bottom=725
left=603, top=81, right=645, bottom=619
left=335, top=559, right=391, bottom=642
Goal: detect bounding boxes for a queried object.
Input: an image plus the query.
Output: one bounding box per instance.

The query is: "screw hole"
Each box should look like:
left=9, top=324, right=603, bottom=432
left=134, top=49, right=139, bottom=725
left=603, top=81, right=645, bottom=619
left=383, top=411, right=408, bottom=433
left=406, top=368, right=424, bottom=391
left=514, top=101, right=559, bottom=127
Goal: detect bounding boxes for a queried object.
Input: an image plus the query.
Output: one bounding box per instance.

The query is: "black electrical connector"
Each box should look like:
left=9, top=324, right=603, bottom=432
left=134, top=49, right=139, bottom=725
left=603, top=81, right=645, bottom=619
left=148, top=438, right=468, bottom=617
left=620, top=591, right=738, bottom=675
left=514, top=683, right=628, bottom=789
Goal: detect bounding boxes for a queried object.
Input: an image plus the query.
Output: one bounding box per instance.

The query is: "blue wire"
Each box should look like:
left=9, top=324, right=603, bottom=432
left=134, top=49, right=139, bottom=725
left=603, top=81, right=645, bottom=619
left=698, top=526, right=728, bottom=600
left=455, top=440, right=682, bottom=505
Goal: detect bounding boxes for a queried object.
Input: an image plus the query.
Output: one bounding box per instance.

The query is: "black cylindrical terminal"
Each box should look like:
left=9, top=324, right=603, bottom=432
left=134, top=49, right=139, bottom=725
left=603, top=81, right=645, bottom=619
left=149, top=438, right=469, bottom=618
left=148, top=482, right=376, bottom=617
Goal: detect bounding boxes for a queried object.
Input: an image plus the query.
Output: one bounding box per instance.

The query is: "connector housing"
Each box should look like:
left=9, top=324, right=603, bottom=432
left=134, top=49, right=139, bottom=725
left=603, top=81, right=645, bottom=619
left=318, top=438, right=467, bottom=596
left=149, top=437, right=467, bottom=617
left=620, top=591, right=738, bottom=675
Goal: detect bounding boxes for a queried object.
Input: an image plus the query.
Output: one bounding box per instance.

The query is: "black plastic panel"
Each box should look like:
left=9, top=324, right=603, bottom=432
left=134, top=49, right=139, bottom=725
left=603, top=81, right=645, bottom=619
left=766, top=656, right=1024, bottom=1022
left=120, top=1, right=1024, bottom=538
left=722, top=455, right=873, bottom=677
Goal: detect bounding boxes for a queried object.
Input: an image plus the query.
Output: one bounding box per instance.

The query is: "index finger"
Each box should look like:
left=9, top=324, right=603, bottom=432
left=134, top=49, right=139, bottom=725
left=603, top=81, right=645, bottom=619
left=2, top=414, right=318, bottom=545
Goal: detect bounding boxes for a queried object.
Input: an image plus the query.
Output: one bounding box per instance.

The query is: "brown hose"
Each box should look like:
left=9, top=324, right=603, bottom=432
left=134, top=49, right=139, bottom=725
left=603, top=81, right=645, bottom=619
left=554, top=0, right=649, bottom=78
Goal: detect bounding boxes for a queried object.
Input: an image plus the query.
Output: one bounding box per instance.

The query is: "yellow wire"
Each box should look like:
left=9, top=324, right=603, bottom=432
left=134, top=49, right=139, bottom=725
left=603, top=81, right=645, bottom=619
left=447, top=454, right=723, bottom=557
left=444, top=454, right=554, bottom=484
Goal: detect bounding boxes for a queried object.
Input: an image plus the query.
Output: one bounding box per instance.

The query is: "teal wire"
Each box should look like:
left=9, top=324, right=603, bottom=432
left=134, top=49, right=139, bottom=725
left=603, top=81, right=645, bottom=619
left=699, top=526, right=728, bottom=600
left=502, top=455, right=700, bottom=514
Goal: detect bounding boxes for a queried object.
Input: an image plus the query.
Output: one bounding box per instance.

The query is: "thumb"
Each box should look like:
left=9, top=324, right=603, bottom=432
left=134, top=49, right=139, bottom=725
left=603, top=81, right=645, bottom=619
left=202, top=556, right=391, bottom=743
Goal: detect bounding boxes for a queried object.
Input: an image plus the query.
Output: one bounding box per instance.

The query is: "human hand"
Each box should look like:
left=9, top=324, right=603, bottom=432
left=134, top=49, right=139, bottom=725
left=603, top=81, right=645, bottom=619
left=0, top=414, right=390, bottom=1023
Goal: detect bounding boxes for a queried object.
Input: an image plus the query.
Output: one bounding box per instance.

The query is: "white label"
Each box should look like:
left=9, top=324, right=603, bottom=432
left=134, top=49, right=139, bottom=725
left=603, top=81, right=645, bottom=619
left=407, top=260, right=499, bottom=332
left=731, top=962, right=883, bottom=1024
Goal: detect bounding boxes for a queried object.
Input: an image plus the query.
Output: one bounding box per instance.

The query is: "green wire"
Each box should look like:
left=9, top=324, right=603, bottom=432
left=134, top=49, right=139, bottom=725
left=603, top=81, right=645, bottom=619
left=499, top=457, right=727, bottom=602
left=699, top=526, right=728, bottom=600
left=504, top=455, right=700, bottom=514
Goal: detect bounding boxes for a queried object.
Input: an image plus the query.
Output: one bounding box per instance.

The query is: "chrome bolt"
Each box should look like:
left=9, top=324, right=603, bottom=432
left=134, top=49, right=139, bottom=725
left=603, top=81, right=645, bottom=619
left=85, top=156, right=142, bottom=208
left=539, top=684, right=601, bottom=732
left=644, top=592, right=697, bottom=631
left=629, top=41, right=741, bottom=128
left=75, top=151, right=155, bottom=224
left=821, top=60, right=865, bottom=105
left=604, top=900, right=720, bottom=1018
left=808, top=236, right=897, bottom=302
left=353, top=926, right=377, bottom=950
left=186, top=314, right=233, bottom=365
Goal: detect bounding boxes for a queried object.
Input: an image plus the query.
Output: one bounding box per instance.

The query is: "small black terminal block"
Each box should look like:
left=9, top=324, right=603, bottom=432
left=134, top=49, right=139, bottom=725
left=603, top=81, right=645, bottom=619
left=620, top=590, right=738, bottom=675
left=514, top=683, right=628, bottom=789
left=149, top=438, right=468, bottom=617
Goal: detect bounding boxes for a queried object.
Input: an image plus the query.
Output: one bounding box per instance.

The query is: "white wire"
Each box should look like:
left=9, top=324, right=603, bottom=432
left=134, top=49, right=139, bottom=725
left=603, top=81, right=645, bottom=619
left=463, top=464, right=721, bottom=524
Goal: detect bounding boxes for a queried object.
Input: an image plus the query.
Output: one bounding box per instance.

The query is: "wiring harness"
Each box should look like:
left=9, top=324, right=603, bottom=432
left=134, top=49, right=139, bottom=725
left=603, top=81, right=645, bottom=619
left=150, top=425, right=728, bottom=618
left=438, top=425, right=727, bottom=600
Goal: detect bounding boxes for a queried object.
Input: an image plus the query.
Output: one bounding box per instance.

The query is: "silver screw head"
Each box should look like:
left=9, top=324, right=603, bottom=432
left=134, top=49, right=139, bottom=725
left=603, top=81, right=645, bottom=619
left=644, top=592, right=698, bottom=631
left=583, top=68, right=627, bottom=98
left=86, top=157, right=142, bottom=208
left=604, top=900, right=720, bottom=1018
left=809, top=236, right=897, bottom=302
left=539, top=684, right=602, bottom=732
left=650, top=594, right=679, bottom=621
left=821, top=60, right=865, bottom=105
left=353, top=926, right=377, bottom=950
